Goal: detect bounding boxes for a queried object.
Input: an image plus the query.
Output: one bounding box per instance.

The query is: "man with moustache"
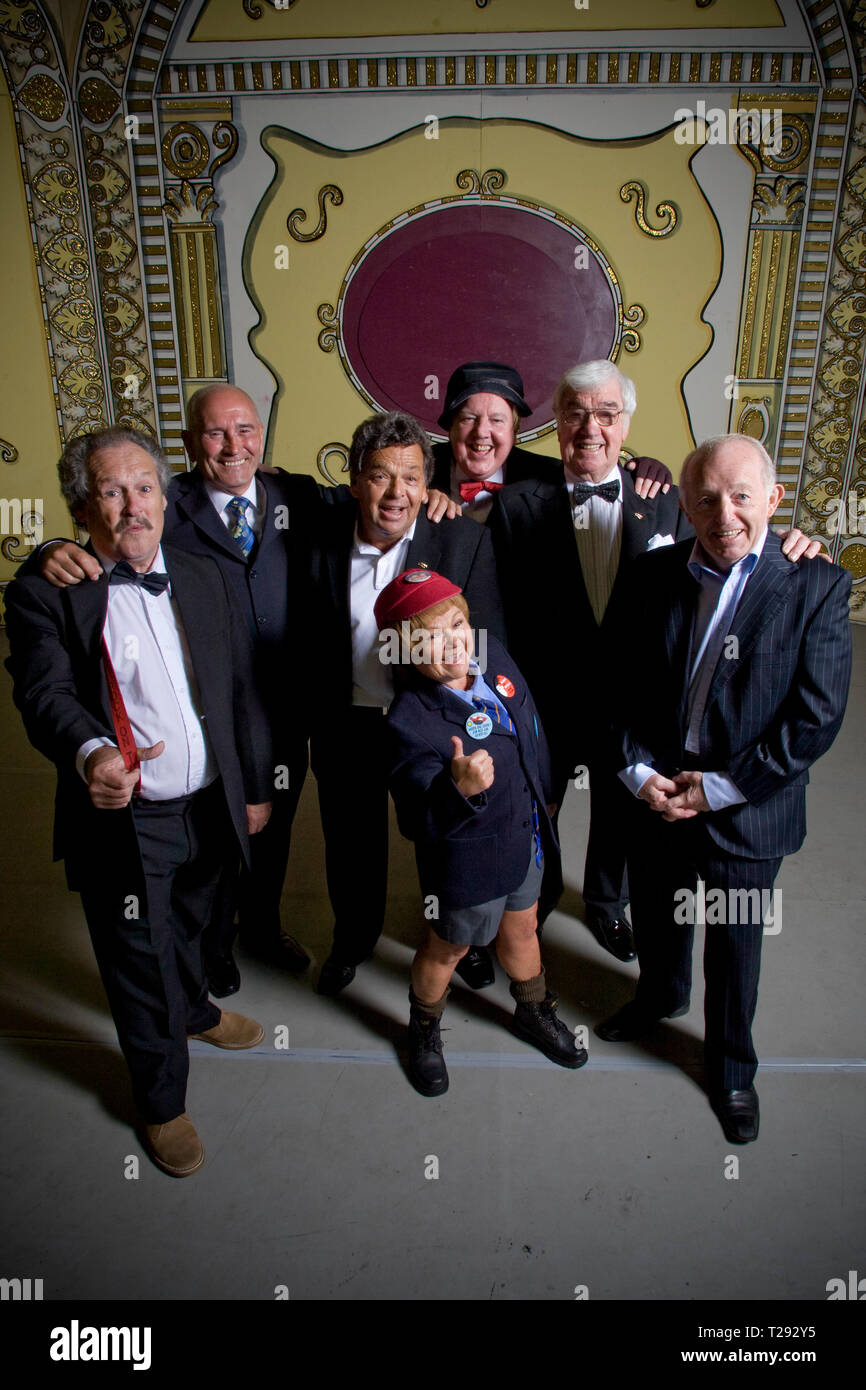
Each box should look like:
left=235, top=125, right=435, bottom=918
left=4, top=427, right=271, bottom=1176
left=599, top=435, right=851, bottom=1143
left=309, top=409, right=505, bottom=996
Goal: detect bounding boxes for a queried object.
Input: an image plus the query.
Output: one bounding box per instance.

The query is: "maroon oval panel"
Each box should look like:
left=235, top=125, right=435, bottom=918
left=340, top=202, right=618, bottom=436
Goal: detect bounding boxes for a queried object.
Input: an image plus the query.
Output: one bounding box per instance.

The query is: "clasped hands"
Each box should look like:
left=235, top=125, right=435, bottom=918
left=638, top=769, right=710, bottom=821
left=84, top=743, right=271, bottom=832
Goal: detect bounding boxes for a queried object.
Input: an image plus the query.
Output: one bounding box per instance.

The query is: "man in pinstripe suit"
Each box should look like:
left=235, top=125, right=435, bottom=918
left=598, top=435, right=852, bottom=1143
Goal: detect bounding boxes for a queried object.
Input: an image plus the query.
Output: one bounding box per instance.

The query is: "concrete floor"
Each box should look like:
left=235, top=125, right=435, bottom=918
left=0, top=629, right=863, bottom=1303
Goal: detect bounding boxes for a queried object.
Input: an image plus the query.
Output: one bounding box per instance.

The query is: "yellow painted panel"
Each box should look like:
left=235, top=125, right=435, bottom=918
left=0, top=69, right=64, bottom=587
left=192, top=0, right=784, bottom=42
left=248, top=118, right=718, bottom=480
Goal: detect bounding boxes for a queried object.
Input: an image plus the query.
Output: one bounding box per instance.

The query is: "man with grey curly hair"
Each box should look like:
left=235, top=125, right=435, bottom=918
left=4, top=425, right=272, bottom=1177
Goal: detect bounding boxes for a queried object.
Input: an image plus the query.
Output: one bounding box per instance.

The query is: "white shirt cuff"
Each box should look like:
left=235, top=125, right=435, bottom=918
left=77, top=737, right=116, bottom=782
left=618, top=762, right=657, bottom=798
left=701, top=772, right=747, bottom=811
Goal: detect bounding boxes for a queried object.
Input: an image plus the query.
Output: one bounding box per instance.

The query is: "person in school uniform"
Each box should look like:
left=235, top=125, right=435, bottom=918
left=376, top=568, right=588, bottom=1096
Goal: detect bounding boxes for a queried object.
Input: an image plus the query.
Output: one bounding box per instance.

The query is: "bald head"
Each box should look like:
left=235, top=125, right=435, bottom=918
left=182, top=385, right=265, bottom=496
left=679, top=434, right=785, bottom=570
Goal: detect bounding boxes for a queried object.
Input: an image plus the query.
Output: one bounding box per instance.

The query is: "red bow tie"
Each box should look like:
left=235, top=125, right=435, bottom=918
left=459, top=480, right=504, bottom=502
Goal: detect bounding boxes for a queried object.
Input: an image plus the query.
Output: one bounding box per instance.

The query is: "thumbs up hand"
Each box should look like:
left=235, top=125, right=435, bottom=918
left=450, top=735, right=494, bottom=798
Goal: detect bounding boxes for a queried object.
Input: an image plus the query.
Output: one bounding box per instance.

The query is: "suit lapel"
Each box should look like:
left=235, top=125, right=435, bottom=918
left=174, top=469, right=250, bottom=564
left=406, top=510, right=444, bottom=572
left=65, top=563, right=112, bottom=721
left=618, top=466, right=660, bottom=565
left=525, top=481, right=596, bottom=632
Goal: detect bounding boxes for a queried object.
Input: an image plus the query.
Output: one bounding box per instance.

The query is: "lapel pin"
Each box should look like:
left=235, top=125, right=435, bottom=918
left=634, top=511, right=644, bottom=520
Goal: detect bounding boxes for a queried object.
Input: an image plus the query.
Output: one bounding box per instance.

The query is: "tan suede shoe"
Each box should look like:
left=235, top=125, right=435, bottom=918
left=145, top=1114, right=205, bottom=1178
left=189, top=1010, right=265, bottom=1049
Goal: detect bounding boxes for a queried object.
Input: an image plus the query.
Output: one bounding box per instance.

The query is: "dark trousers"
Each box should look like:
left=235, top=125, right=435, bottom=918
left=203, top=739, right=307, bottom=958
left=540, top=754, right=629, bottom=922
left=625, top=800, right=782, bottom=1091
left=80, top=782, right=229, bottom=1123
left=311, top=707, right=390, bottom=966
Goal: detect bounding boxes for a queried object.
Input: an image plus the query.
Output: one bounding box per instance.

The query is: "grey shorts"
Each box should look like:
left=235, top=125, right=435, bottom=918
left=434, top=840, right=543, bottom=947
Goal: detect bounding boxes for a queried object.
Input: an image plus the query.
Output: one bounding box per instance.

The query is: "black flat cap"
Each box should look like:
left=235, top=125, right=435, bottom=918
left=438, top=361, right=533, bottom=431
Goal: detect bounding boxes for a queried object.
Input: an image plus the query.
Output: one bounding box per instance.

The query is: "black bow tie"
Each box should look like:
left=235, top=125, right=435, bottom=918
left=109, top=560, right=170, bottom=595
left=572, top=481, right=620, bottom=506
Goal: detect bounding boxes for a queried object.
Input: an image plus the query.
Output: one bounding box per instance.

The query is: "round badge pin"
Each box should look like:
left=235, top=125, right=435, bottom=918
left=465, top=712, right=493, bottom=740
left=495, top=675, right=515, bottom=699
left=403, top=570, right=432, bottom=584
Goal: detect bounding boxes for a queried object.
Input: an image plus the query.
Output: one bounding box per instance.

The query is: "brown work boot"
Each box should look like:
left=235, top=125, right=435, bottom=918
left=190, top=1010, right=265, bottom=1049
left=145, top=1113, right=205, bottom=1178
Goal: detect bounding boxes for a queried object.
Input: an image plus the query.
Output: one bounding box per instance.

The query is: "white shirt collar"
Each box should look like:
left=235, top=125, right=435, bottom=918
left=205, top=476, right=260, bottom=516
left=352, top=516, right=418, bottom=557
left=95, top=543, right=167, bottom=575
left=564, top=462, right=621, bottom=493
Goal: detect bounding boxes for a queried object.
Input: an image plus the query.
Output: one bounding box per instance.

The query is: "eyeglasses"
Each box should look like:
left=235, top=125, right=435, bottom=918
left=559, top=408, right=624, bottom=428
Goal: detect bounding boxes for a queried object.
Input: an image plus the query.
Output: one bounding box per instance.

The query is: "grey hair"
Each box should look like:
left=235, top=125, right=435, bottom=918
left=680, top=434, right=777, bottom=496
left=348, top=410, right=435, bottom=484
left=58, top=426, right=170, bottom=512
left=553, top=360, right=637, bottom=420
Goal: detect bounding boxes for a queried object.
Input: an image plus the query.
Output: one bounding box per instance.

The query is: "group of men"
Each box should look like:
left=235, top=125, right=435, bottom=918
left=4, top=358, right=851, bottom=1174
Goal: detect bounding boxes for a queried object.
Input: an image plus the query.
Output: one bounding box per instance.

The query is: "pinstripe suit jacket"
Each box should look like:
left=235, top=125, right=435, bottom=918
left=614, top=532, right=852, bottom=858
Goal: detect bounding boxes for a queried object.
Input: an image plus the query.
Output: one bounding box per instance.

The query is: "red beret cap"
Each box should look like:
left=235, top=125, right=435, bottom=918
left=374, top=568, right=463, bottom=630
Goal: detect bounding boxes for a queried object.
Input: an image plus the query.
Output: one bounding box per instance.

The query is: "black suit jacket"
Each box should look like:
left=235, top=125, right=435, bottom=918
left=386, top=636, right=560, bottom=909
left=308, top=495, right=506, bottom=714
left=3, top=544, right=272, bottom=895
left=613, top=533, right=852, bottom=859
left=487, top=465, right=691, bottom=769
left=164, top=467, right=342, bottom=724
left=431, top=440, right=563, bottom=495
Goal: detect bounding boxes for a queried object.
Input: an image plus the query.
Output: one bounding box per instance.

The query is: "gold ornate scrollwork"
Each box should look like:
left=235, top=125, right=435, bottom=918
left=211, top=122, right=239, bottom=176
left=455, top=168, right=507, bottom=194
left=619, top=181, right=679, bottom=238
left=288, top=185, right=344, bottom=242
left=162, top=124, right=210, bottom=180
left=759, top=116, right=812, bottom=173
left=2, top=508, right=43, bottom=560
left=317, top=302, right=339, bottom=352
left=480, top=168, right=506, bottom=194
left=317, top=442, right=350, bottom=486
left=243, top=0, right=263, bottom=17
left=0, top=437, right=19, bottom=464
left=456, top=169, right=480, bottom=192
left=621, top=303, right=645, bottom=353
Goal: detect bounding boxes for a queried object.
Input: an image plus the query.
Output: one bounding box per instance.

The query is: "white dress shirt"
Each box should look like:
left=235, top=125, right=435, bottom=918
left=350, top=520, right=417, bottom=708
left=77, top=545, right=217, bottom=799
left=205, top=477, right=264, bottom=544
left=564, top=463, right=623, bottom=624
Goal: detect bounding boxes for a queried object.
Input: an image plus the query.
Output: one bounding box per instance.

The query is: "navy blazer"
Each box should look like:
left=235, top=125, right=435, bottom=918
left=386, top=637, right=561, bottom=910
left=613, top=532, right=853, bottom=859
left=487, top=464, right=692, bottom=765
left=430, top=440, right=563, bottom=495
left=3, top=544, right=272, bottom=897
left=308, top=494, right=506, bottom=713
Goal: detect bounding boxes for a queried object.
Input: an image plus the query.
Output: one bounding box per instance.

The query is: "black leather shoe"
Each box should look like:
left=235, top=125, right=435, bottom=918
left=241, top=931, right=311, bottom=973
left=595, top=999, right=689, bottom=1041
left=710, top=1086, right=759, bottom=1144
left=316, top=956, right=356, bottom=996
left=453, top=945, right=495, bottom=989
left=585, top=910, right=636, bottom=962
left=512, top=993, right=588, bottom=1069
left=407, top=1012, right=449, bottom=1096
left=204, top=953, right=240, bottom=999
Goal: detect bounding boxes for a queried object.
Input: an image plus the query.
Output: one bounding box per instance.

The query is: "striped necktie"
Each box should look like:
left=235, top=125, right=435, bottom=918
left=226, top=497, right=255, bottom=558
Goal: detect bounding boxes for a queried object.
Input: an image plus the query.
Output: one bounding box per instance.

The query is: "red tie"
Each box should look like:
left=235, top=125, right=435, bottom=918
left=459, top=480, right=504, bottom=502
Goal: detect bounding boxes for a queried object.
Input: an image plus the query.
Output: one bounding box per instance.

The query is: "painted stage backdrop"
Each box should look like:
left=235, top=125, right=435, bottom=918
left=0, top=0, right=864, bottom=617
